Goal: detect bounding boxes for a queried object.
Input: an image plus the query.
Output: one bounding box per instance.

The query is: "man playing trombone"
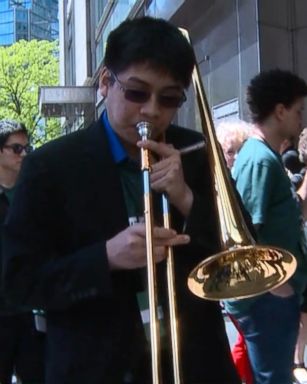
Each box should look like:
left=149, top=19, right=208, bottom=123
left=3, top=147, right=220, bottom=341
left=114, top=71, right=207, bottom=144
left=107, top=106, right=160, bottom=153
left=2, top=17, right=241, bottom=384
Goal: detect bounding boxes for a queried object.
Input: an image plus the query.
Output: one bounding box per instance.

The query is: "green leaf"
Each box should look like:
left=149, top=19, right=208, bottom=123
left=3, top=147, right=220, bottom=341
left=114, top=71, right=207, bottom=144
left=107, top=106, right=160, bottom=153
left=0, top=39, right=60, bottom=147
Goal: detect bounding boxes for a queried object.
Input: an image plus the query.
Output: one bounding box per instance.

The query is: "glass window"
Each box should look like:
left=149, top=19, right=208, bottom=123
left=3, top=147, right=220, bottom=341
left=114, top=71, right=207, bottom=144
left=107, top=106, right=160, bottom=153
left=24, top=0, right=31, bottom=9
left=30, top=0, right=58, bottom=41
left=94, top=0, right=108, bottom=26
left=95, top=0, right=138, bottom=70
left=0, top=1, right=8, bottom=12
left=51, top=21, right=58, bottom=34
left=8, top=0, right=31, bottom=9
left=0, top=0, right=58, bottom=44
left=66, top=6, right=75, bottom=85
left=16, top=20, right=27, bottom=31
left=0, top=33, right=14, bottom=45
left=16, top=9, right=28, bottom=21
left=9, top=0, right=24, bottom=8
left=95, top=35, right=103, bottom=69
left=0, top=21, right=13, bottom=34
left=0, top=10, right=13, bottom=22
left=16, top=32, right=27, bottom=40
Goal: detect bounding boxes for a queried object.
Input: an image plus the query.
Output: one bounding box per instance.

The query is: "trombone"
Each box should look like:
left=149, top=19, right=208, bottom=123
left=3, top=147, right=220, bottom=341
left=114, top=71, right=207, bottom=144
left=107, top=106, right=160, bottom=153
left=180, top=28, right=297, bottom=301
left=136, top=29, right=297, bottom=384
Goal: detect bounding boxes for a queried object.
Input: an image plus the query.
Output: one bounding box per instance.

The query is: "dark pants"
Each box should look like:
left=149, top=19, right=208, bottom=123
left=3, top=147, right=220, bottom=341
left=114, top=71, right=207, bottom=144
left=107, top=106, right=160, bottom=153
left=235, top=293, right=300, bottom=384
left=0, top=312, right=45, bottom=384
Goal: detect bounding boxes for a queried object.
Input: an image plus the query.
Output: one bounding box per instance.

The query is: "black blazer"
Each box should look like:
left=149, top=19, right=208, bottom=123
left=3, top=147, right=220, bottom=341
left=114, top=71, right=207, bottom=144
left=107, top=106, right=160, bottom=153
left=2, top=118, right=240, bottom=384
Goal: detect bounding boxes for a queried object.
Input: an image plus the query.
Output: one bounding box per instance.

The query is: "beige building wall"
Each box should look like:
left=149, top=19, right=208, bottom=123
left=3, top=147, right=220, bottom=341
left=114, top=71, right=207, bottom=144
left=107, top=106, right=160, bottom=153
left=58, top=0, right=307, bottom=128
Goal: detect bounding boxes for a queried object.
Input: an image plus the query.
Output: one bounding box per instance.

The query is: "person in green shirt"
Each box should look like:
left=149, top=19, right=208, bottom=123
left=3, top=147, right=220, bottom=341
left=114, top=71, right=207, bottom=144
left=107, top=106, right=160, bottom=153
left=224, top=69, right=307, bottom=384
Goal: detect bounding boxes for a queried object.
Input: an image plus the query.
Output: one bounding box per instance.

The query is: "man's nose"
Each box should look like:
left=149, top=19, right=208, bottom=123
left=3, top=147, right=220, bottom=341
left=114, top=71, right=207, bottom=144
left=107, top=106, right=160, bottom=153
left=140, top=94, right=161, bottom=117
left=20, top=148, right=28, bottom=157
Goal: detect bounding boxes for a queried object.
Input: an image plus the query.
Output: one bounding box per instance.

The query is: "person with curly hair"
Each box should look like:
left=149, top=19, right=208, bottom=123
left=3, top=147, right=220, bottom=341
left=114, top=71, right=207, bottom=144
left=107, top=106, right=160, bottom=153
left=224, top=69, right=307, bottom=384
left=216, top=120, right=251, bottom=169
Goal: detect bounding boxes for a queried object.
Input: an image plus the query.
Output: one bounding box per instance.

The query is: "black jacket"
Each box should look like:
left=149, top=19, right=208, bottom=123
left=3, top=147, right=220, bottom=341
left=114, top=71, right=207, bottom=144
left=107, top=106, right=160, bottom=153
left=2, top=118, right=240, bottom=384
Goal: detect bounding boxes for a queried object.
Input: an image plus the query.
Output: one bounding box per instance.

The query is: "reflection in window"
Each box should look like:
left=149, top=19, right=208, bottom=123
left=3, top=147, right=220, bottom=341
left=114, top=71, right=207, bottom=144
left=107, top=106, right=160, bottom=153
left=94, top=0, right=138, bottom=70
left=0, top=21, right=13, bottom=33
left=0, top=33, right=14, bottom=45
left=0, top=10, right=13, bottom=22
left=16, top=9, right=28, bottom=21
left=0, top=0, right=58, bottom=44
left=94, top=0, right=108, bottom=26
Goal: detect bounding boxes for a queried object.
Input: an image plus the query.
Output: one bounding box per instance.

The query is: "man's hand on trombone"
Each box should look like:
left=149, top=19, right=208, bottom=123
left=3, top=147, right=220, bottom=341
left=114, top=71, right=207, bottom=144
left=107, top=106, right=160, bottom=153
left=106, top=223, right=190, bottom=270
left=137, top=139, right=194, bottom=217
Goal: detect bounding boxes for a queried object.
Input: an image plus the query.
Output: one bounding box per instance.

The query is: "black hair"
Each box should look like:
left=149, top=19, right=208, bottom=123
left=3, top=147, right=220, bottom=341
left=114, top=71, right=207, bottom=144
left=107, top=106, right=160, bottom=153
left=0, top=119, right=28, bottom=148
left=104, top=17, right=196, bottom=88
left=247, top=69, right=307, bottom=124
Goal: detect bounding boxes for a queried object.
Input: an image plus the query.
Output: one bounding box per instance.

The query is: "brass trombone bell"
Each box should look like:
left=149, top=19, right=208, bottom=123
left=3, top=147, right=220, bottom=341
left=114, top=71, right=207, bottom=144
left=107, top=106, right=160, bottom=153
left=188, top=245, right=297, bottom=300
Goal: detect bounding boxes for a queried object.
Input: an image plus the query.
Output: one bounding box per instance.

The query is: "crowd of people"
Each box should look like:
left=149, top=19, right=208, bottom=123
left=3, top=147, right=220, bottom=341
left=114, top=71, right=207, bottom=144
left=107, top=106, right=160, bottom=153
left=0, top=15, right=307, bottom=384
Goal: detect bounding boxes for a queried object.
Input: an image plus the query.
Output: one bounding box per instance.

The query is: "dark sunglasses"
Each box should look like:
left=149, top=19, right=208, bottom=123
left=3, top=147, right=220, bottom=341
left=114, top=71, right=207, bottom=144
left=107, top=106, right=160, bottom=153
left=2, top=143, right=33, bottom=155
left=109, top=71, right=187, bottom=108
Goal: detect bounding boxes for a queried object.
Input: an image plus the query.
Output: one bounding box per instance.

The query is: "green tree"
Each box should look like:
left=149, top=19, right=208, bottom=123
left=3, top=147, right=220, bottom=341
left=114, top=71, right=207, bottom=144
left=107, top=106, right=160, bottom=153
left=0, top=39, right=60, bottom=146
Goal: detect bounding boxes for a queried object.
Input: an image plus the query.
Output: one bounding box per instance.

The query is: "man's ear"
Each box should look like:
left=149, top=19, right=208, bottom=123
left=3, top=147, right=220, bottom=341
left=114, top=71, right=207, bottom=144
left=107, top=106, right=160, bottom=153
left=99, top=67, right=111, bottom=97
left=274, top=103, right=287, bottom=121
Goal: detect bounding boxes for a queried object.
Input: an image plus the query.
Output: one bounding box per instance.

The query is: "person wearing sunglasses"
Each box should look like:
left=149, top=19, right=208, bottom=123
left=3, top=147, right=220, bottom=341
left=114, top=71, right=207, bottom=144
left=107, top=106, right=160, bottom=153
left=0, top=119, right=45, bottom=384
left=2, top=18, right=242, bottom=384
left=0, top=123, right=32, bottom=182
left=2, top=143, right=33, bottom=155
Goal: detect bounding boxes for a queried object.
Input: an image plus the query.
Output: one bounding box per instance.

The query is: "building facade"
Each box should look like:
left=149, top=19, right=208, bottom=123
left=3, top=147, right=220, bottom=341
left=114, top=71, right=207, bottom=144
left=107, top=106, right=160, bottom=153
left=40, top=0, right=307, bottom=131
left=0, top=0, right=58, bottom=46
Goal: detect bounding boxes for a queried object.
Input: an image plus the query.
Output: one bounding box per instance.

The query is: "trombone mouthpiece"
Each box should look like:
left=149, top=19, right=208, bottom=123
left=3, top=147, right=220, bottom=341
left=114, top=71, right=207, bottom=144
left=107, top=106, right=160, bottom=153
left=136, top=121, right=152, bottom=140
